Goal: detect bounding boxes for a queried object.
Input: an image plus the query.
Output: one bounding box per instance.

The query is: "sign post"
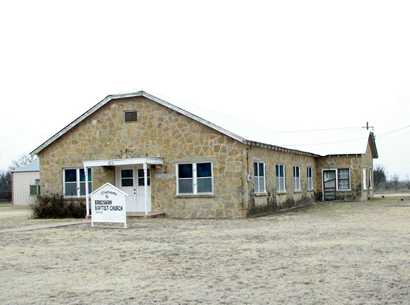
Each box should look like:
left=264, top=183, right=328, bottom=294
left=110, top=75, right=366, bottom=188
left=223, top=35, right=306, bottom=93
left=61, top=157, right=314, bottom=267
left=90, top=183, right=127, bottom=228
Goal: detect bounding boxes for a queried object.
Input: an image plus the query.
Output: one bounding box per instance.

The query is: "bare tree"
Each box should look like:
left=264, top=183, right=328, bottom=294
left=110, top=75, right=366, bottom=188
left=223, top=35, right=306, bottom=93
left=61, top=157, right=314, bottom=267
left=391, top=175, right=400, bottom=191
left=373, top=166, right=387, bottom=189
left=9, top=154, right=37, bottom=171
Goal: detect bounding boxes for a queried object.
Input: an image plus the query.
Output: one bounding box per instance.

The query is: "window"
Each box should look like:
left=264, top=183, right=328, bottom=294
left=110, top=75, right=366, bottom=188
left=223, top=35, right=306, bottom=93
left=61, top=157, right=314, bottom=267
left=124, top=111, right=137, bottom=122
left=137, top=169, right=151, bottom=186
left=338, top=168, right=351, bottom=191
left=293, top=166, right=301, bottom=192
left=63, top=168, right=92, bottom=197
left=307, top=167, right=313, bottom=191
left=29, top=185, right=40, bottom=196
left=121, top=169, right=134, bottom=187
left=253, top=161, right=266, bottom=193
left=276, top=164, right=286, bottom=193
left=362, top=168, right=367, bottom=190
left=177, top=162, right=213, bottom=195
left=368, top=168, right=373, bottom=189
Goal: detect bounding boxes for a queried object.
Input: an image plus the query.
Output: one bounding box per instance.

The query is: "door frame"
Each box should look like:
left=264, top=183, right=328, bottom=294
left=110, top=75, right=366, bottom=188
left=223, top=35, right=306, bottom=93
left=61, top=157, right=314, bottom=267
left=115, top=165, right=152, bottom=213
left=321, top=169, right=337, bottom=201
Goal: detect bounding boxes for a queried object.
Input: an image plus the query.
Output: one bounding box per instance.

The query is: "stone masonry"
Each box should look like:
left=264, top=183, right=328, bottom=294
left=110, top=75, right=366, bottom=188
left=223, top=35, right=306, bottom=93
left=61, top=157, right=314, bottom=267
left=37, top=95, right=376, bottom=218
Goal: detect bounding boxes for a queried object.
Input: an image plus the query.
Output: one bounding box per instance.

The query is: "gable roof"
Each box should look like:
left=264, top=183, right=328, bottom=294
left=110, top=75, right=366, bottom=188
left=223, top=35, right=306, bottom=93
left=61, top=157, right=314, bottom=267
left=31, top=91, right=246, bottom=155
left=31, top=91, right=376, bottom=158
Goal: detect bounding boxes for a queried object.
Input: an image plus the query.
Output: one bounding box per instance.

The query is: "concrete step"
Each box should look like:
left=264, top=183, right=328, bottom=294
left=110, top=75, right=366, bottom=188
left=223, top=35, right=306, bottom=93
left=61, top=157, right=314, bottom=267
left=127, top=211, right=165, bottom=218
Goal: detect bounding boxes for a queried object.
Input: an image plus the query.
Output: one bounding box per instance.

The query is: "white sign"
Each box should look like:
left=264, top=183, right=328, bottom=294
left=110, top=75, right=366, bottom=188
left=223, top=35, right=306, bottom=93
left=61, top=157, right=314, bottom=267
left=90, top=183, right=127, bottom=228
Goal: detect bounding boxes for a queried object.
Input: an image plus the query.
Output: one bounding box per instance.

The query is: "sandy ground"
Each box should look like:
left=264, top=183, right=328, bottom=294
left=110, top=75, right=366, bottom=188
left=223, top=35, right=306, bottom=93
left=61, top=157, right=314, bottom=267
left=0, top=205, right=81, bottom=231
left=1, top=199, right=410, bottom=305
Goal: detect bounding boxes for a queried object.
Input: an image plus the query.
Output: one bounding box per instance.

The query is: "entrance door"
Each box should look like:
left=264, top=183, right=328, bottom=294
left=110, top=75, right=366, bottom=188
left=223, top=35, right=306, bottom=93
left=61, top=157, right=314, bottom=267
left=116, top=166, right=151, bottom=213
left=323, top=170, right=337, bottom=201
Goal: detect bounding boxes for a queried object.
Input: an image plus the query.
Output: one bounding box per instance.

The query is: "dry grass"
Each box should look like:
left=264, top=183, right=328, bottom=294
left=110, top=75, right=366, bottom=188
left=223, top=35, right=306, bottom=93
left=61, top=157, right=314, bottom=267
left=1, top=198, right=410, bottom=305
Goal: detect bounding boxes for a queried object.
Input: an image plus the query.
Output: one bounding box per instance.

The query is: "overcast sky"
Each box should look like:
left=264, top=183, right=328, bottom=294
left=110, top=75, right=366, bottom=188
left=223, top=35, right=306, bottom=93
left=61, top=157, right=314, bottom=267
left=1, top=0, right=409, bottom=179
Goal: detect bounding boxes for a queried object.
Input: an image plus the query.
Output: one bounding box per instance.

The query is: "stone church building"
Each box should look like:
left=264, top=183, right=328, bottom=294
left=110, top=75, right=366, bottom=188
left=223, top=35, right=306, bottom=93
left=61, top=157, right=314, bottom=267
left=32, top=91, right=378, bottom=218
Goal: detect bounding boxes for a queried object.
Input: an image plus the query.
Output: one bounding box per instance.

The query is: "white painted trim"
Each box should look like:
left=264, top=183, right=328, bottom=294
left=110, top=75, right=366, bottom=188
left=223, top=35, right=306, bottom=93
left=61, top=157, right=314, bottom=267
left=337, top=168, right=352, bottom=192
left=363, top=168, right=368, bottom=190
left=84, top=157, right=163, bottom=168
left=176, top=161, right=214, bottom=196
left=307, top=166, right=314, bottom=192
left=62, top=167, right=93, bottom=199
left=292, top=165, right=302, bottom=192
left=275, top=164, right=287, bottom=194
left=253, top=161, right=266, bottom=194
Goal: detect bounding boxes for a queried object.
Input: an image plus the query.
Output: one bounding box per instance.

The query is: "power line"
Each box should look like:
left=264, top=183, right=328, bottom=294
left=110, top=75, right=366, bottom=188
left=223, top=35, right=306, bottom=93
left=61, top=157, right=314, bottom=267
left=284, top=123, right=410, bottom=147
left=268, top=126, right=361, bottom=134
left=378, top=125, right=410, bottom=137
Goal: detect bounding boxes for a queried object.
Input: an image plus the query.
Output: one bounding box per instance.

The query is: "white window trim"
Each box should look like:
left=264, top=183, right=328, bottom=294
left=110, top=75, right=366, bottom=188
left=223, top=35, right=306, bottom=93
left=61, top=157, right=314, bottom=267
left=369, top=168, right=373, bottom=190
left=63, top=168, right=93, bottom=198
left=363, top=168, right=367, bottom=190
left=253, top=161, right=266, bottom=194
left=307, top=166, right=314, bottom=192
left=337, top=168, right=352, bottom=192
left=275, top=164, right=287, bottom=193
left=176, top=162, right=214, bottom=196
left=293, top=166, right=302, bottom=192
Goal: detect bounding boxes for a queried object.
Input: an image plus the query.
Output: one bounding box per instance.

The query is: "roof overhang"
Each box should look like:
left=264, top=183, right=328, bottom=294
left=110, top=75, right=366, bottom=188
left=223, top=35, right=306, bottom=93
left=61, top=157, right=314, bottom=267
left=83, top=157, right=163, bottom=168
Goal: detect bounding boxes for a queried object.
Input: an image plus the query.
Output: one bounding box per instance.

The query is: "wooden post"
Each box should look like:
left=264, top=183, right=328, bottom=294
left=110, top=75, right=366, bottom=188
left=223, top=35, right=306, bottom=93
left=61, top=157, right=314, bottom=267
left=84, top=165, right=90, bottom=219
left=143, top=162, right=148, bottom=216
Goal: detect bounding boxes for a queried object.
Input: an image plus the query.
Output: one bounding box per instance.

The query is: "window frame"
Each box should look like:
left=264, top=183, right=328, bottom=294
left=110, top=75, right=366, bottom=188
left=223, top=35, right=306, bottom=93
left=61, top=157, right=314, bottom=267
left=337, top=168, right=351, bottom=191
left=63, top=168, right=93, bottom=198
left=253, top=161, right=266, bottom=194
left=29, top=184, right=40, bottom=196
left=124, top=111, right=138, bottom=122
left=293, top=166, right=302, bottom=192
left=275, top=164, right=286, bottom=193
left=307, top=166, right=314, bottom=192
left=176, top=162, right=214, bottom=196
left=362, top=168, right=367, bottom=190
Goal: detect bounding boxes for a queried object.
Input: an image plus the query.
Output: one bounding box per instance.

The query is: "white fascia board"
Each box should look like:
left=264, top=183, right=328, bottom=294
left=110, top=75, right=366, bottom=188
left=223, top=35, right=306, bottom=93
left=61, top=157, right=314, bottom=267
left=83, top=157, right=164, bottom=168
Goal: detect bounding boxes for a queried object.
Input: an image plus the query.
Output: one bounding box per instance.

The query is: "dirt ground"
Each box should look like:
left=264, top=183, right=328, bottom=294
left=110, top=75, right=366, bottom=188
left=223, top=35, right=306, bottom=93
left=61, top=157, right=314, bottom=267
left=1, top=198, right=410, bottom=305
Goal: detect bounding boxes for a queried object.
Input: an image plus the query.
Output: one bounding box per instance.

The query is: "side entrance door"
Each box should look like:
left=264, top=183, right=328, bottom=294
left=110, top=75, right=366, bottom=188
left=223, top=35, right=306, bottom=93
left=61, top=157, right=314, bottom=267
left=323, top=170, right=337, bottom=201
left=116, top=166, right=151, bottom=213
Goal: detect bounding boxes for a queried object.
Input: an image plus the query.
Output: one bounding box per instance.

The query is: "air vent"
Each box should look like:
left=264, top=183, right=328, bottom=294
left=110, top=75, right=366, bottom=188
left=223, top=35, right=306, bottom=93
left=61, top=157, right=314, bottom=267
left=124, top=111, right=137, bottom=122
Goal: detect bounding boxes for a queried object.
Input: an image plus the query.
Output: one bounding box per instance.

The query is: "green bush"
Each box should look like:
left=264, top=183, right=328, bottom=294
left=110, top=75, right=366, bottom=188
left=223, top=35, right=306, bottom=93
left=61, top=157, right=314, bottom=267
left=31, top=194, right=85, bottom=218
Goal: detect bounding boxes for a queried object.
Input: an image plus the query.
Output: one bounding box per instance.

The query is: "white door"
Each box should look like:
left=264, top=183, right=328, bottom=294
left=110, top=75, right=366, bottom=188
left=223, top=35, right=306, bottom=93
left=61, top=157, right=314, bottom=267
left=116, top=166, right=151, bottom=213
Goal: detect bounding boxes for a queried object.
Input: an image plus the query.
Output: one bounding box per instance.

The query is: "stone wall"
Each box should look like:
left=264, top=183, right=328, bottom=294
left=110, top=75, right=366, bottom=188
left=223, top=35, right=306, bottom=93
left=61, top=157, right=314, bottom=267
left=246, top=146, right=317, bottom=212
left=39, top=96, right=247, bottom=218
left=37, top=95, right=376, bottom=218
left=315, top=142, right=374, bottom=202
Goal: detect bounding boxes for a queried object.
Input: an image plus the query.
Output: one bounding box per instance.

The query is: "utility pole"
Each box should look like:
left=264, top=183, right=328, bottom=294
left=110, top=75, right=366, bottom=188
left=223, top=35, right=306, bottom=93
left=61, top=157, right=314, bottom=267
left=362, top=121, right=374, bottom=132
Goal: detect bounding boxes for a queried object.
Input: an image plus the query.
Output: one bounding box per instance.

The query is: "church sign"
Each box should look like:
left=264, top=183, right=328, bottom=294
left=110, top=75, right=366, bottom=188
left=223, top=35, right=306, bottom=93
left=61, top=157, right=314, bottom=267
left=90, top=183, right=127, bottom=228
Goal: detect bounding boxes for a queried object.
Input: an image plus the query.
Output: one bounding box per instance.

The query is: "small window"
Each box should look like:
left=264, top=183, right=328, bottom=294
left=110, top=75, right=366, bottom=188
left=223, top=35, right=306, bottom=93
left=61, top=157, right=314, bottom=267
left=253, top=161, right=266, bottom=193
left=338, top=168, right=351, bottom=191
left=137, top=169, right=151, bottom=186
left=121, top=169, right=134, bottom=187
left=30, top=185, right=40, bottom=196
left=307, top=167, right=313, bottom=191
left=293, top=166, right=301, bottom=192
left=64, top=168, right=92, bottom=197
left=124, top=111, right=137, bottom=122
left=276, top=164, right=286, bottom=193
left=177, top=162, right=213, bottom=195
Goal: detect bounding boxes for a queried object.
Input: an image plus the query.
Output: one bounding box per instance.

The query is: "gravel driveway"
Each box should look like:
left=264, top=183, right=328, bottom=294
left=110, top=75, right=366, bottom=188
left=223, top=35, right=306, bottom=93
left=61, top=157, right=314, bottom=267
left=1, top=198, right=410, bottom=305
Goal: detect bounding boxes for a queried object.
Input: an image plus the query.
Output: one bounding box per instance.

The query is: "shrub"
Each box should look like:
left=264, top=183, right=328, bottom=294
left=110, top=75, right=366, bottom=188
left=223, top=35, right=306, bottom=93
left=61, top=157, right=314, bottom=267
left=31, top=194, right=85, bottom=218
